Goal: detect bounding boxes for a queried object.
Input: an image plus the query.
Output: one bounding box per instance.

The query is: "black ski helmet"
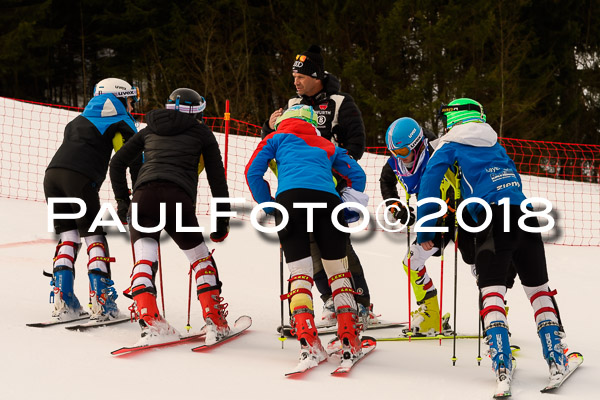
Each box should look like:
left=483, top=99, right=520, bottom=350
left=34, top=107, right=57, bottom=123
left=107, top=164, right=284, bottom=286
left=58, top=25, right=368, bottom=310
left=166, top=88, right=206, bottom=119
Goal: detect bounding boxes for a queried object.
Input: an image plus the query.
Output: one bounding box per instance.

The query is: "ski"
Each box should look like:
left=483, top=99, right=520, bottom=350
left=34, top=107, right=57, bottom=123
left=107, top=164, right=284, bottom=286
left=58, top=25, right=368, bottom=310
left=26, top=313, right=89, bottom=328
left=540, top=352, right=583, bottom=393
left=277, top=320, right=406, bottom=338
left=191, top=315, right=252, bottom=352
left=285, top=337, right=348, bottom=377
left=330, top=336, right=377, bottom=375
left=284, top=355, right=328, bottom=377
left=111, top=332, right=206, bottom=356
left=376, top=333, right=481, bottom=341
left=493, top=357, right=517, bottom=399
left=66, top=316, right=131, bottom=331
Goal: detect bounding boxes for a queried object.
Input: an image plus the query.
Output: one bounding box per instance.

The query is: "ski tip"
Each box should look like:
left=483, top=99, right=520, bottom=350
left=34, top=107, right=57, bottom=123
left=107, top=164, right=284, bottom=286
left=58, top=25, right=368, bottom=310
left=361, top=336, right=377, bottom=348
left=568, top=351, right=583, bottom=362
left=111, top=348, right=130, bottom=356
left=331, top=368, right=350, bottom=376
left=236, top=315, right=252, bottom=323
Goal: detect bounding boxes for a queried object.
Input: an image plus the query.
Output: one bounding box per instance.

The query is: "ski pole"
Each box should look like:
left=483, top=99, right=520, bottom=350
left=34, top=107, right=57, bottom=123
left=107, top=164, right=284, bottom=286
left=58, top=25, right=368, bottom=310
left=438, top=180, right=452, bottom=347
left=157, top=241, right=166, bottom=317
left=477, top=291, right=483, bottom=365
left=451, top=225, right=459, bottom=366
left=186, top=264, right=193, bottom=332
left=279, top=245, right=286, bottom=348
left=451, top=168, right=461, bottom=366
left=439, top=219, right=445, bottom=346
left=398, top=181, right=412, bottom=339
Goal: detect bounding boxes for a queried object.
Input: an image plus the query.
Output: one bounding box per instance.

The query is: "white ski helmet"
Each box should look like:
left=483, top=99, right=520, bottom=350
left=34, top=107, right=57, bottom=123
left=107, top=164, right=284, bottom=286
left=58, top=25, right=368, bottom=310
left=93, top=78, right=140, bottom=103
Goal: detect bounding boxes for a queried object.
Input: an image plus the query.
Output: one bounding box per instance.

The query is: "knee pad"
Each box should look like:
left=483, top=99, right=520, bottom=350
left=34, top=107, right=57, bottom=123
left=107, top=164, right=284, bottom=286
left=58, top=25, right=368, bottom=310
left=53, top=230, right=81, bottom=270
left=192, top=255, right=222, bottom=295
left=285, top=257, right=314, bottom=311
left=480, top=285, right=507, bottom=327
left=84, top=234, right=114, bottom=275
left=523, top=283, right=560, bottom=326
left=403, top=242, right=438, bottom=269
left=323, top=258, right=357, bottom=311
left=129, top=259, right=158, bottom=298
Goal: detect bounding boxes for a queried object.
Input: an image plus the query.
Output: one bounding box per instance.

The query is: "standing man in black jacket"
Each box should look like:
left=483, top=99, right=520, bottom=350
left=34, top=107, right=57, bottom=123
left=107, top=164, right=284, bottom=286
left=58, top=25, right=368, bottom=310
left=110, top=88, right=232, bottom=345
left=262, top=45, right=376, bottom=328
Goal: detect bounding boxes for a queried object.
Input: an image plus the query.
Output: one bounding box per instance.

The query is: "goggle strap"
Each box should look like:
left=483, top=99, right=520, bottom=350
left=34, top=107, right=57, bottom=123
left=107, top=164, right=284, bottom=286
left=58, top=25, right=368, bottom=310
left=165, top=102, right=206, bottom=114
left=93, top=87, right=140, bottom=103
left=439, top=103, right=483, bottom=115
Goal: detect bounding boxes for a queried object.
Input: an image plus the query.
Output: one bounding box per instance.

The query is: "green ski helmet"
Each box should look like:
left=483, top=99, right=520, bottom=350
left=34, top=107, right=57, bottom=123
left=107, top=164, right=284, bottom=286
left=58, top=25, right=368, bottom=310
left=274, top=104, right=319, bottom=129
left=439, top=98, right=486, bottom=130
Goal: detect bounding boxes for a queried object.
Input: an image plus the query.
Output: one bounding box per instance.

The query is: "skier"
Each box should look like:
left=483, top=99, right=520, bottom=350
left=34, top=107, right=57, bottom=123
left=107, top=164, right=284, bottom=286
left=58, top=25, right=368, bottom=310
left=43, top=77, right=141, bottom=322
left=262, top=45, right=376, bottom=327
left=380, top=117, right=478, bottom=336
left=109, top=88, right=232, bottom=345
left=418, top=98, right=571, bottom=391
left=246, top=105, right=367, bottom=367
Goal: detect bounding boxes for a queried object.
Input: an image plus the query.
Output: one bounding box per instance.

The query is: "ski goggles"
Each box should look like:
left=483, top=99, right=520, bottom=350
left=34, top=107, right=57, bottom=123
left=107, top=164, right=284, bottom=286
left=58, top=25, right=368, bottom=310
left=94, top=86, right=140, bottom=103
left=166, top=96, right=206, bottom=114
left=438, top=102, right=484, bottom=127
left=127, top=87, right=141, bottom=103
left=391, top=146, right=412, bottom=158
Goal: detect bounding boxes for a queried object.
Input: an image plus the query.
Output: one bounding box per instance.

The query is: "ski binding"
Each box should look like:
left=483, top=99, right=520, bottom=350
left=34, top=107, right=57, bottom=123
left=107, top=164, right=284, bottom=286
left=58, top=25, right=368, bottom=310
left=191, top=315, right=252, bottom=352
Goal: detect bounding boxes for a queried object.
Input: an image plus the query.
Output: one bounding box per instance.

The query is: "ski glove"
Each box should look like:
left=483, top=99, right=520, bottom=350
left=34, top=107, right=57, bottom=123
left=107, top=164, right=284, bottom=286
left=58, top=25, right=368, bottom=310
left=115, top=198, right=131, bottom=225
left=210, top=217, right=230, bottom=242
left=390, top=202, right=415, bottom=226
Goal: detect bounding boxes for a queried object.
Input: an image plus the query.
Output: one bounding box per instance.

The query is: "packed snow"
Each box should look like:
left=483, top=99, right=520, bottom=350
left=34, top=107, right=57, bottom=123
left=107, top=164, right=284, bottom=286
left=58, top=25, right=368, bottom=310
left=0, top=97, right=598, bottom=399
left=0, top=196, right=597, bottom=399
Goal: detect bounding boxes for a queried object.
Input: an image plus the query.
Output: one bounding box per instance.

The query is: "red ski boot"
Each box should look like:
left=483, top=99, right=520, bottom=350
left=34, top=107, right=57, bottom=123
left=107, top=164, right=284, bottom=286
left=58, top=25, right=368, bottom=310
left=336, top=305, right=363, bottom=361
left=197, top=284, right=230, bottom=345
left=291, top=306, right=327, bottom=365
left=133, top=291, right=178, bottom=344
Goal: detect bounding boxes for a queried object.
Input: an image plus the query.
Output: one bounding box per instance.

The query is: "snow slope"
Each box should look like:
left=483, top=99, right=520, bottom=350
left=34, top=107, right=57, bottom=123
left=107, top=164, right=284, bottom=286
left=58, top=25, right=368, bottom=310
left=0, top=196, right=597, bottom=400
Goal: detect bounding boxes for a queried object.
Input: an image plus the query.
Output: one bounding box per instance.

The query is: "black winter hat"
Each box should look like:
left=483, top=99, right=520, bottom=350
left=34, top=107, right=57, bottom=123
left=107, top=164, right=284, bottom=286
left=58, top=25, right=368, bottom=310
left=292, top=45, right=325, bottom=80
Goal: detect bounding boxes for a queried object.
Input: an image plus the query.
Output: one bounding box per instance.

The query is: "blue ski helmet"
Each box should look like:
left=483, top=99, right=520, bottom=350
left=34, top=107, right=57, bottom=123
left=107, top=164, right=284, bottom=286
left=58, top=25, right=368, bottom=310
left=385, top=117, right=424, bottom=159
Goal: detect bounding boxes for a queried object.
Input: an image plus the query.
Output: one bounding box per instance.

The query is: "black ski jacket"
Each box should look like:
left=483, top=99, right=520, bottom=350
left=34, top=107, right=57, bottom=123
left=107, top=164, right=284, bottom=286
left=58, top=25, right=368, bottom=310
left=110, top=109, right=229, bottom=209
left=47, top=100, right=140, bottom=189
left=261, top=74, right=366, bottom=160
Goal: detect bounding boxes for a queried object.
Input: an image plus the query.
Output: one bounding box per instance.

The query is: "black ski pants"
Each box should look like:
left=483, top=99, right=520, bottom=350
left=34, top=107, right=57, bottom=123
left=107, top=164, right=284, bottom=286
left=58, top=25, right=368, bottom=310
left=44, top=168, right=104, bottom=236
left=475, top=204, right=549, bottom=289
left=275, top=188, right=347, bottom=263
left=129, top=181, right=205, bottom=250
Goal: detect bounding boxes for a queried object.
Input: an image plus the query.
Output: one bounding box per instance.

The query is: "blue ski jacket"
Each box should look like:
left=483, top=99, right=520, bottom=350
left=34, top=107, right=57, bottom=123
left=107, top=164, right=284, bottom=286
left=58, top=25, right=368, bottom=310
left=417, top=122, right=526, bottom=244
left=245, top=118, right=366, bottom=213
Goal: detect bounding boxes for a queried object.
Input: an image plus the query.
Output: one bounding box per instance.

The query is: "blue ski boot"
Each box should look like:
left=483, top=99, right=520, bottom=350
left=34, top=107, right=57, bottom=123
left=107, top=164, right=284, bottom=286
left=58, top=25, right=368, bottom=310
left=51, top=268, right=84, bottom=319
left=485, top=321, right=513, bottom=392
left=538, top=320, right=569, bottom=377
left=89, top=270, right=119, bottom=321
